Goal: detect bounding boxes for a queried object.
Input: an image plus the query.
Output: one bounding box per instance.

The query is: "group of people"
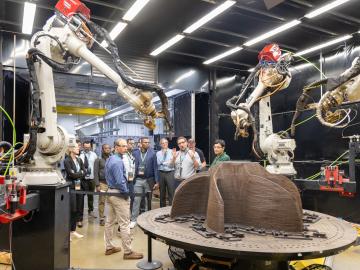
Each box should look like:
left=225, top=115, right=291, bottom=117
left=63, top=136, right=230, bottom=260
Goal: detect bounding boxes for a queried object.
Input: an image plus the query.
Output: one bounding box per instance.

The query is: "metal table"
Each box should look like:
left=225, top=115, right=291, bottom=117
left=138, top=207, right=357, bottom=270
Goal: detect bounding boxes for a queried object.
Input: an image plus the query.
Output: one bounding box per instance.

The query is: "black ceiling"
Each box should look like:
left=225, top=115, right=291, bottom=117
left=1, top=0, right=360, bottom=72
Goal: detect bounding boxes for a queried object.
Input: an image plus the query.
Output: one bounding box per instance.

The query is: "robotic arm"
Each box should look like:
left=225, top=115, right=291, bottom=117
left=291, top=57, right=360, bottom=135
left=17, top=0, right=172, bottom=185
left=226, top=44, right=296, bottom=175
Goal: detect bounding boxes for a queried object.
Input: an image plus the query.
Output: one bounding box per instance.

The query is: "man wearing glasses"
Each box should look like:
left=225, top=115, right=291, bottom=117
left=156, top=138, right=175, bottom=207
left=171, top=136, right=201, bottom=189
left=123, top=138, right=136, bottom=211
left=104, top=138, right=143, bottom=260
left=130, top=137, right=158, bottom=228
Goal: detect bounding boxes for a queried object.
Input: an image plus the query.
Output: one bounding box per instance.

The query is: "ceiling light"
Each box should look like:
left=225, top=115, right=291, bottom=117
left=22, top=2, right=37, bottom=35
left=101, top=92, right=107, bottom=97
left=175, top=70, right=195, bottom=83
left=88, top=101, right=93, bottom=105
left=123, top=0, right=150, bottom=21
left=69, top=114, right=73, bottom=116
left=150, top=34, right=185, bottom=56
left=183, top=0, right=236, bottom=34
left=203, top=46, right=242, bottom=65
left=294, top=35, right=352, bottom=56
left=305, top=0, right=351, bottom=19
left=100, top=22, right=127, bottom=47
left=244, top=20, right=301, bottom=47
left=109, top=22, right=127, bottom=40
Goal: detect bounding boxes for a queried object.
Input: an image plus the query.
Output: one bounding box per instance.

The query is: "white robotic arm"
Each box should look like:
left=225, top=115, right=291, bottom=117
left=227, top=44, right=296, bottom=175
left=20, top=0, right=171, bottom=185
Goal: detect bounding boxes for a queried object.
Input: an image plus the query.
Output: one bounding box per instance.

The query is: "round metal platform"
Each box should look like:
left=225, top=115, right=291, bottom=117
left=137, top=207, right=357, bottom=261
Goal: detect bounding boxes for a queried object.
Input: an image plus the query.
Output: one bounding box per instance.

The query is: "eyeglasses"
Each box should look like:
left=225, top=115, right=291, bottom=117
left=116, top=144, right=127, bottom=147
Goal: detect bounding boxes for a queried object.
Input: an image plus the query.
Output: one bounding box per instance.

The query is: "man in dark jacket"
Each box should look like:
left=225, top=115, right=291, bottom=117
left=94, top=144, right=111, bottom=226
left=130, top=137, right=158, bottom=228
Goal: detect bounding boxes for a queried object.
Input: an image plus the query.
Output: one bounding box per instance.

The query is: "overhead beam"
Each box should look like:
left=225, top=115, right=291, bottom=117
left=166, top=50, right=252, bottom=67
left=185, top=35, right=231, bottom=48
left=0, top=19, right=42, bottom=30
left=288, top=0, right=360, bottom=25
left=234, top=2, right=339, bottom=37
left=56, top=105, right=108, bottom=116
left=82, top=0, right=126, bottom=11
left=201, top=26, right=298, bottom=51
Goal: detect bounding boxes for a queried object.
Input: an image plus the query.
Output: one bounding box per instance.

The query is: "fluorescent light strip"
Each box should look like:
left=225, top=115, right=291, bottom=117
left=175, top=70, right=195, bottom=83
left=123, top=0, right=150, bottom=21
left=22, top=2, right=37, bottom=35
left=109, top=22, right=128, bottom=40
left=305, top=0, right=351, bottom=19
left=203, top=46, right=242, bottom=65
left=184, top=0, right=236, bottom=34
left=294, top=35, right=352, bottom=56
left=100, top=22, right=128, bottom=47
left=150, top=34, right=185, bottom=56
left=244, top=20, right=301, bottom=47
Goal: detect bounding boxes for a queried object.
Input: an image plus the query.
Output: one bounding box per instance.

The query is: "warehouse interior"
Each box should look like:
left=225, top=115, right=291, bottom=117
left=1, top=0, right=360, bottom=269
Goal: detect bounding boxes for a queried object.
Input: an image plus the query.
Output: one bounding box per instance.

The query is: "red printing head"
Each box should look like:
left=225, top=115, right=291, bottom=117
left=55, top=0, right=90, bottom=19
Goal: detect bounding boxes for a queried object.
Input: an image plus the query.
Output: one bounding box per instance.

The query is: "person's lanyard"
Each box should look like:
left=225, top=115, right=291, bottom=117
left=127, top=152, right=135, bottom=165
left=179, top=149, right=188, bottom=166
left=140, top=150, right=147, bottom=164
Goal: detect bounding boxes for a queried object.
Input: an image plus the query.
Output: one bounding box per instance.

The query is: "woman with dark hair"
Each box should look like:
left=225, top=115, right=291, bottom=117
left=64, top=144, right=86, bottom=240
left=210, top=139, right=230, bottom=167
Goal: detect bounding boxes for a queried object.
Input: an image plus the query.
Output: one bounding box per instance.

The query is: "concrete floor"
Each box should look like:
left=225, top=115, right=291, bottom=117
left=70, top=198, right=173, bottom=270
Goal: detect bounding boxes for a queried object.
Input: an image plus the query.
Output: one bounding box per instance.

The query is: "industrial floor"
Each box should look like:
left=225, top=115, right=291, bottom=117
left=71, top=198, right=173, bottom=270
left=1, top=197, right=360, bottom=270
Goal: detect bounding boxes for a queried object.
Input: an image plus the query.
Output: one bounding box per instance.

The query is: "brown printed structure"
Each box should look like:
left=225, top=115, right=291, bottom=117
left=171, top=162, right=303, bottom=233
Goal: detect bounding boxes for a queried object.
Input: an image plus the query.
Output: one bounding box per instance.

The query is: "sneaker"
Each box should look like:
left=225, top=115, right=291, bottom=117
left=71, top=231, right=84, bottom=239
left=123, top=251, right=143, bottom=260
left=105, top=247, right=121, bottom=256
left=77, top=221, right=83, bottom=228
left=88, top=211, right=97, bottom=218
left=129, top=221, right=137, bottom=229
left=100, top=219, right=105, bottom=226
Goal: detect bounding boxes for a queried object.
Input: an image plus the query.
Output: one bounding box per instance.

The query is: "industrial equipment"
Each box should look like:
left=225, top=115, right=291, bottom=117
left=1, top=0, right=171, bottom=186
left=291, top=57, right=360, bottom=134
left=226, top=43, right=296, bottom=175
left=0, top=1, right=172, bottom=269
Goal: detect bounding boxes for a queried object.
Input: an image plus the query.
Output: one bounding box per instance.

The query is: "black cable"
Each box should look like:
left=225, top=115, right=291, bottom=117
left=33, top=33, right=66, bottom=53
left=77, top=13, right=172, bottom=131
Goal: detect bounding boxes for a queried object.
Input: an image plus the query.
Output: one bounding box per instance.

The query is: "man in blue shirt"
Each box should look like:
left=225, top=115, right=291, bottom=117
left=156, top=138, right=175, bottom=207
left=104, top=138, right=143, bottom=260
left=130, top=137, right=158, bottom=228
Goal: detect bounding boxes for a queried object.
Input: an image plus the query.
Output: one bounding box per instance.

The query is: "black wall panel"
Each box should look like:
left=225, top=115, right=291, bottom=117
left=195, top=93, right=210, bottom=162
left=1, top=71, right=30, bottom=143
left=173, top=94, right=191, bottom=137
